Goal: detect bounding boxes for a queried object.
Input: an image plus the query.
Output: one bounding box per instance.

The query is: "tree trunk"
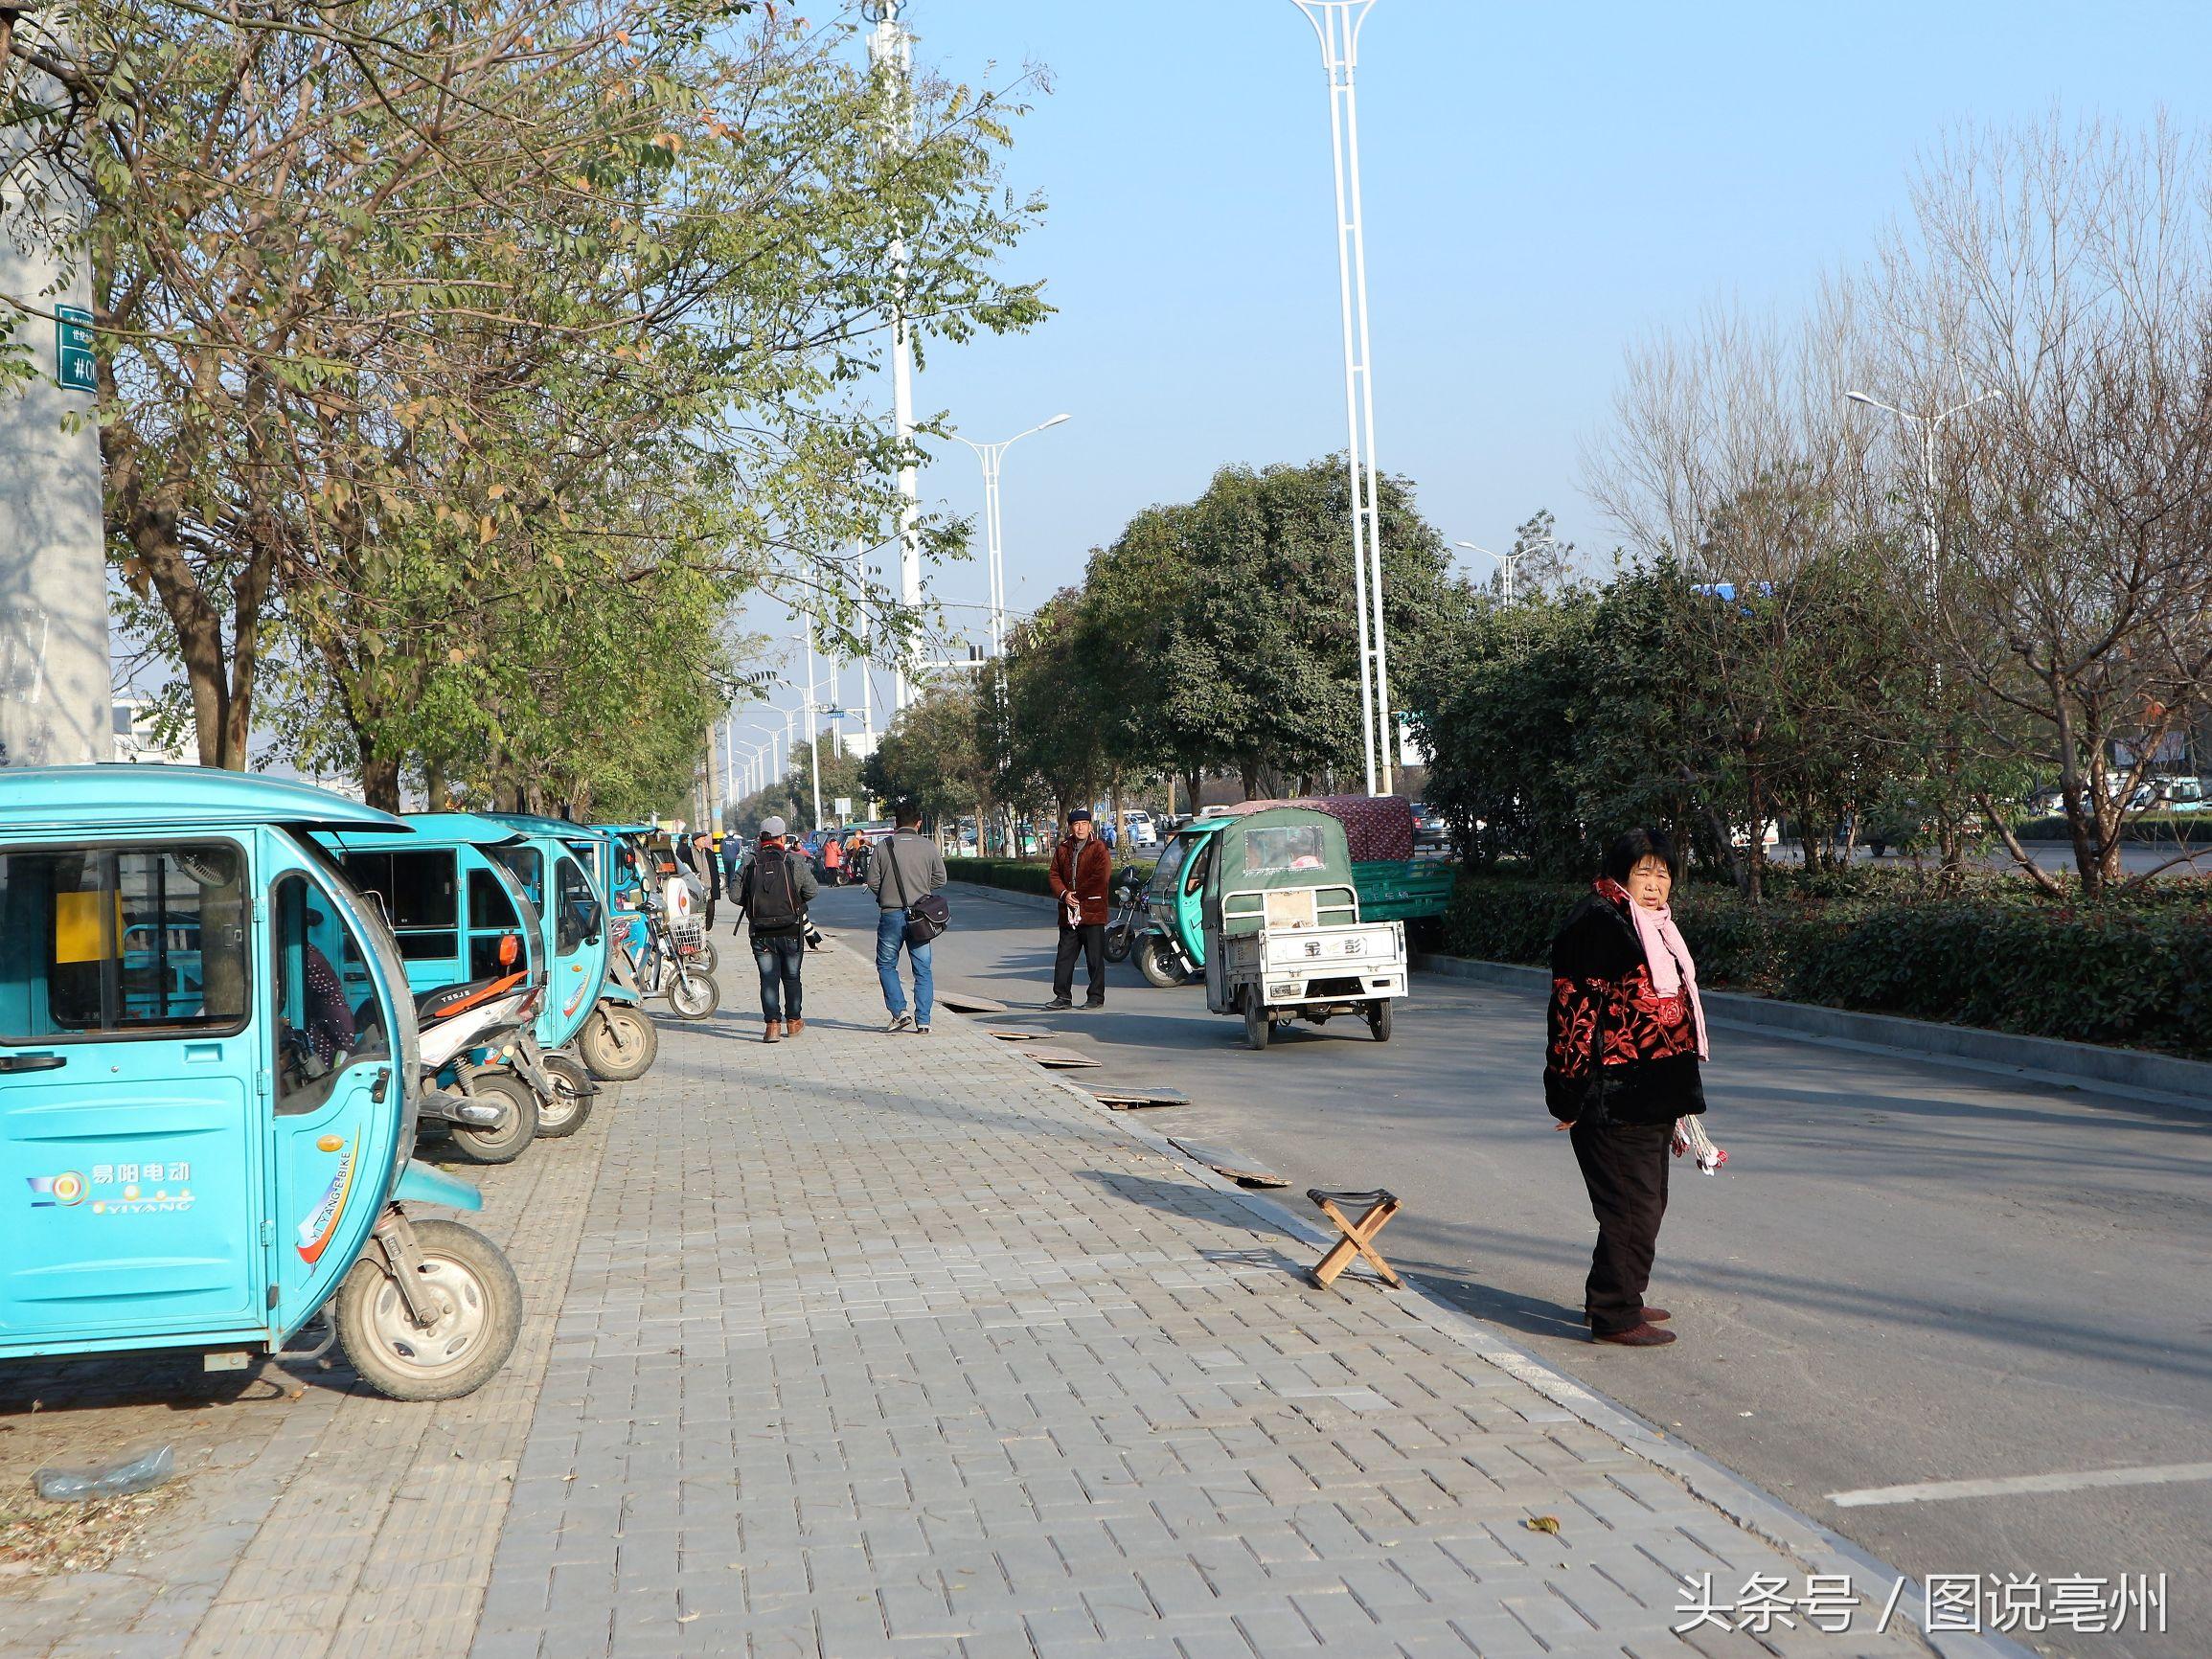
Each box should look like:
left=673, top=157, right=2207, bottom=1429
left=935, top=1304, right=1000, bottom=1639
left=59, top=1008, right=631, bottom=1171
left=1743, top=768, right=1767, bottom=903
left=361, top=747, right=402, bottom=813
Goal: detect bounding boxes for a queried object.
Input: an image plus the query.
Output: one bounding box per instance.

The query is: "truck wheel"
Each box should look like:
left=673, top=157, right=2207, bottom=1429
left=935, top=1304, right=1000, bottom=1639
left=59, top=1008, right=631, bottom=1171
left=1243, top=991, right=1271, bottom=1051
left=533, top=1054, right=594, bottom=1139
left=445, top=1073, right=537, bottom=1165
left=1367, top=999, right=1394, bottom=1043
left=579, top=1002, right=657, bottom=1080
left=1105, top=922, right=1132, bottom=964
left=1135, top=936, right=1181, bottom=989
left=334, top=1219, right=521, bottom=1400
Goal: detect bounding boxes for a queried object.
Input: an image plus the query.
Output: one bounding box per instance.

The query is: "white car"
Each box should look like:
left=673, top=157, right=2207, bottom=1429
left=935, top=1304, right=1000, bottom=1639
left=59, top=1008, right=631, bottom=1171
left=1122, top=809, right=1159, bottom=849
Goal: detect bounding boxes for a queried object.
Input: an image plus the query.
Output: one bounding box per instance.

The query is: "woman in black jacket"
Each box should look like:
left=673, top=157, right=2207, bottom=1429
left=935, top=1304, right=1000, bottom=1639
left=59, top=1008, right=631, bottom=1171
left=1544, top=828, right=1708, bottom=1347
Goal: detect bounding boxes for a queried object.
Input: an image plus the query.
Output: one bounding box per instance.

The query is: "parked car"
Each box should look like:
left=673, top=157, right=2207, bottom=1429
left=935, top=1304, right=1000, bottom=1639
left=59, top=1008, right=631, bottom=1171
left=1123, top=809, right=1159, bottom=849
left=1410, top=803, right=1448, bottom=850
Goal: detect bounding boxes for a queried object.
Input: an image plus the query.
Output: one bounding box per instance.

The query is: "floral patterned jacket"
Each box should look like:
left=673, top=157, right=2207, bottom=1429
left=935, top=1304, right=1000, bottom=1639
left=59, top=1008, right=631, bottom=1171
left=1543, top=880, right=1706, bottom=1125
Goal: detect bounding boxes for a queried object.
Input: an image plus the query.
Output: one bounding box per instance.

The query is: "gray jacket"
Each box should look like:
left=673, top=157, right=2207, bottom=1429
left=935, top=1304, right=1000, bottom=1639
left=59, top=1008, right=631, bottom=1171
left=866, top=831, right=946, bottom=911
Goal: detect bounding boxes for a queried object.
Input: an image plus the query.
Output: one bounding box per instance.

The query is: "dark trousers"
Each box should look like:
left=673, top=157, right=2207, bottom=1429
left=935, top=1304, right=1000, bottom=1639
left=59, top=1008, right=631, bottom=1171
left=1569, top=1119, right=1671, bottom=1334
left=1054, top=922, right=1106, bottom=1004
left=753, top=933, right=805, bottom=1022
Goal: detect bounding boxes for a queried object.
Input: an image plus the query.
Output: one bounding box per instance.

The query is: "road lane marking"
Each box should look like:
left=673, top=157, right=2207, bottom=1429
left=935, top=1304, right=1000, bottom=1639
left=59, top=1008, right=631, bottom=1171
left=1827, top=1461, right=2212, bottom=1508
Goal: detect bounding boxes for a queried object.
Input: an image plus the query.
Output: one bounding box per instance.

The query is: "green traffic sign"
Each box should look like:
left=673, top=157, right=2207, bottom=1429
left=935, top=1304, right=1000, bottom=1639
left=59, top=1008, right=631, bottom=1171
left=55, top=306, right=95, bottom=393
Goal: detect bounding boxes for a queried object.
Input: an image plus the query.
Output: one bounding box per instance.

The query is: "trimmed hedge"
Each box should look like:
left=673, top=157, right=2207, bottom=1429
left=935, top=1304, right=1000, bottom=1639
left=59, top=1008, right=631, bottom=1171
left=2007, top=814, right=2212, bottom=844
left=1417, top=872, right=2212, bottom=1060
left=947, top=855, right=1157, bottom=898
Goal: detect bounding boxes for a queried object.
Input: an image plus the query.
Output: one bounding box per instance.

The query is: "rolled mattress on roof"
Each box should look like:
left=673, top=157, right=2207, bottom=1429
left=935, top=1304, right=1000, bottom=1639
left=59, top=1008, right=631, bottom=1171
left=1221, top=794, right=1414, bottom=863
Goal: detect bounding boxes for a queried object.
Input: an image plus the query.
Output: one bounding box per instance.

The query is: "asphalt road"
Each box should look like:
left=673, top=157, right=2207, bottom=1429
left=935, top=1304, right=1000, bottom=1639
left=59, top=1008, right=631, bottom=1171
left=807, top=880, right=2212, bottom=1659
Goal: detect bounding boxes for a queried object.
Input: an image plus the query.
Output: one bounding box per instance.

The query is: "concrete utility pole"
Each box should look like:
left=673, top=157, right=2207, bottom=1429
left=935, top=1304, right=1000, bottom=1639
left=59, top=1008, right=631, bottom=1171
left=1288, top=0, right=1395, bottom=797
left=867, top=0, right=923, bottom=712
left=0, top=27, right=109, bottom=768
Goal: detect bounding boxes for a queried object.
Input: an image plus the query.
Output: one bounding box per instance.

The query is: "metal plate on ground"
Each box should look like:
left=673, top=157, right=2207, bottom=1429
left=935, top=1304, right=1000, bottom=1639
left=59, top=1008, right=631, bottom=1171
left=987, top=1028, right=1060, bottom=1042
left=939, top=991, right=1011, bottom=1015
left=1023, top=1046, right=1102, bottom=1070
left=1090, top=1086, right=1190, bottom=1110
left=1168, top=1138, right=1288, bottom=1188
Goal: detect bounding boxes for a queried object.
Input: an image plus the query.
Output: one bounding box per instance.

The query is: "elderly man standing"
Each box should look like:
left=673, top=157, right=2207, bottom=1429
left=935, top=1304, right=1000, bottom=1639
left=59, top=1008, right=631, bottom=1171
left=1047, top=807, right=1112, bottom=1011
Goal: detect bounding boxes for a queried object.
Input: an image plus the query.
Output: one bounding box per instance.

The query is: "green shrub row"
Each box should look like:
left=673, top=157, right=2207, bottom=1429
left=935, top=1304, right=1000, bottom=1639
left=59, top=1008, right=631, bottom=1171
left=1418, top=873, right=2212, bottom=1059
left=946, top=855, right=1158, bottom=898
left=2007, top=815, right=2212, bottom=844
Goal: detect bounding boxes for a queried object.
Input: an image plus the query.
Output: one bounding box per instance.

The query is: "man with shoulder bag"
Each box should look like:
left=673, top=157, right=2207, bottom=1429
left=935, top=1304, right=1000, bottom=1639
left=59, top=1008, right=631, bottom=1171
left=866, top=801, right=947, bottom=1033
left=736, top=816, right=818, bottom=1043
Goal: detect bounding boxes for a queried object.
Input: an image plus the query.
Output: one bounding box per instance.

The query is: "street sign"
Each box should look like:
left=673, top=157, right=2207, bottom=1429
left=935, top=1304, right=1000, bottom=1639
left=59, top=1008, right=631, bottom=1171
left=833, top=797, right=853, bottom=818
left=54, top=307, right=95, bottom=393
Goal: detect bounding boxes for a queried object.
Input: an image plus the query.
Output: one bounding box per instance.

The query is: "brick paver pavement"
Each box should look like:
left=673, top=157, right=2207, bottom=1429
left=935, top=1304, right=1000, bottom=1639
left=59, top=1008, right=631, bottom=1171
left=463, top=938, right=1939, bottom=1659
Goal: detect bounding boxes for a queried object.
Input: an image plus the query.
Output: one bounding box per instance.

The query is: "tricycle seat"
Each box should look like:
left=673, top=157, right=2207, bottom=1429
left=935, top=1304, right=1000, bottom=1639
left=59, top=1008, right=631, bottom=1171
left=415, top=972, right=523, bottom=1025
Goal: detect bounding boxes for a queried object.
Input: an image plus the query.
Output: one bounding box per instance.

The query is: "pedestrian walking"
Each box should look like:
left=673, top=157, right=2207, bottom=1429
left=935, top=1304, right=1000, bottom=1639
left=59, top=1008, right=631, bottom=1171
left=866, top=801, right=946, bottom=1033
left=736, top=816, right=817, bottom=1043
left=1046, top=807, right=1112, bottom=1011
left=1543, top=827, right=1708, bottom=1349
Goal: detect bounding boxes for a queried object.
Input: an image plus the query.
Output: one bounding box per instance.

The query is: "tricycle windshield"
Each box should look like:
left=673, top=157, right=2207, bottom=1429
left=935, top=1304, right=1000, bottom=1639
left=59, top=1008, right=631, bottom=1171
left=554, top=854, right=600, bottom=952
left=270, top=869, right=392, bottom=1114
left=1146, top=835, right=1192, bottom=900
left=485, top=845, right=544, bottom=913
left=0, top=842, right=251, bottom=1042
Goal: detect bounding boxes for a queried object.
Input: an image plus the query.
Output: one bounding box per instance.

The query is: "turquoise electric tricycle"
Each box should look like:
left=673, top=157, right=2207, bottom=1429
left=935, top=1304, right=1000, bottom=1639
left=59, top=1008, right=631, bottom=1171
left=490, top=814, right=659, bottom=1080
left=315, top=813, right=599, bottom=1157
left=0, top=766, right=521, bottom=1400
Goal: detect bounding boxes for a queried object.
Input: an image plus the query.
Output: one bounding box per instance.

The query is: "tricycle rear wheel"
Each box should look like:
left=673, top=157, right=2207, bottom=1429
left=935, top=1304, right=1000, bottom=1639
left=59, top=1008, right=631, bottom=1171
left=1366, top=999, right=1394, bottom=1043
left=1243, top=991, right=1271, bottom=1051
left=445, top=1074, right=537, bottom=1165
left=579, top=1002, right=657, bottom=1080
left=333, top=1218, right=521, bottom=1400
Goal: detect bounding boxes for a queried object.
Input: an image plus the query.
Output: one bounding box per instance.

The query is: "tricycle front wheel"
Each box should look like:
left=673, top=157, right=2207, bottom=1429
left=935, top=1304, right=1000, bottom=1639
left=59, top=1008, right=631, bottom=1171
left=579, top=1002, right=658, bottom=1080
left=1135, top=935, right=1181, bottom=989
left=333, top=1219, right=521, bottom=1400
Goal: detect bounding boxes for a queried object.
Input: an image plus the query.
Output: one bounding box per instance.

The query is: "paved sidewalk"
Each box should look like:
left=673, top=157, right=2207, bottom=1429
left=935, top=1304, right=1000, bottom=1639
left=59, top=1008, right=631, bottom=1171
left=467, top=937, right=1933, bottom=1659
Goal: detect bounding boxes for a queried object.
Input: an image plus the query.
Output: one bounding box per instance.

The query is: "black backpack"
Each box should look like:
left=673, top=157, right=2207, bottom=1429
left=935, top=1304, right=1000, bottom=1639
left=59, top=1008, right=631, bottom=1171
left=747, top=851, right=801, bottom=932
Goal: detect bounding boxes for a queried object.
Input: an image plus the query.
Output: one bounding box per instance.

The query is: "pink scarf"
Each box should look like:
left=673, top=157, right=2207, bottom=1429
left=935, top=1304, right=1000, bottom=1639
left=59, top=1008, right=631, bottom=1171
left=1599, top=879, right=1709, bottom=1059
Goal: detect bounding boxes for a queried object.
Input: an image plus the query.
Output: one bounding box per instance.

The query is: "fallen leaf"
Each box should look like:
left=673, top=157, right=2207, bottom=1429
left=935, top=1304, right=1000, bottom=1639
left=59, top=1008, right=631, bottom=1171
left=676, top=1613, right=699, bottom=1625
left=1525, top=1515, right=1562, bottom=1535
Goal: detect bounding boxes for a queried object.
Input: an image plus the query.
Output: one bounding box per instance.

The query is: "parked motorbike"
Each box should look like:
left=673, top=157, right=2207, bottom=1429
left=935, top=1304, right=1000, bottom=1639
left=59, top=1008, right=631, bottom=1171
left=1103, top=868, right=1149, bottom=964
left=412, top=964, right=543, bottom=1165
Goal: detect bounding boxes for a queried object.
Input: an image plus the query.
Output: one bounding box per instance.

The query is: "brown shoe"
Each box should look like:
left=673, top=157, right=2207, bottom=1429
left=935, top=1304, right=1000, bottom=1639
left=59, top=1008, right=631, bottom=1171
left=786, top=1018, right=804, bottom=1035
left=763, top=1021, right=783, bottom=1043
left=1641, top=1306, right=1672, bottom=1323
left=1593, top=1322, right=1675, bottom=1347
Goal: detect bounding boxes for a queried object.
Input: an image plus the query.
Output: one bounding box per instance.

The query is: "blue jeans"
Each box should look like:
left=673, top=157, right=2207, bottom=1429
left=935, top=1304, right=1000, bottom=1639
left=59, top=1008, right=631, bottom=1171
left=875, top=907, right=932, bottom=1026
left=753, top=934, right=804, bottom=1022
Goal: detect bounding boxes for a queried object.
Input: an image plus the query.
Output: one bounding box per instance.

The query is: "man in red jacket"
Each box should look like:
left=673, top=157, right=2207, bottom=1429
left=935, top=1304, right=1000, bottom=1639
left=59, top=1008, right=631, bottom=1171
left=1047, top=807, right=1113, bottom=1010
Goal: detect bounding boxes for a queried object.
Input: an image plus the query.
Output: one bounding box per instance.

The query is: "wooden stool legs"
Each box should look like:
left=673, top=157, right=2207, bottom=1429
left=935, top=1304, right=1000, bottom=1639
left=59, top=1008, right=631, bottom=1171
left=1307, top=1188, right=1403, bottom=1290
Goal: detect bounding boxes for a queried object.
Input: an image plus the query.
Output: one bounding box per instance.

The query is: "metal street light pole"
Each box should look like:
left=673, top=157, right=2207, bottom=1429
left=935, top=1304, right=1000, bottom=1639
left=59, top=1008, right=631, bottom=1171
left=866, top=0, right=924, bottom=711
left=1842, top=389, right=1998, bottom=601
left=950, top=414, right=1071, bottom=659
left=1454, top=541, right=1526, bottom=605
left=1288, top=0, right=1394, bottom=797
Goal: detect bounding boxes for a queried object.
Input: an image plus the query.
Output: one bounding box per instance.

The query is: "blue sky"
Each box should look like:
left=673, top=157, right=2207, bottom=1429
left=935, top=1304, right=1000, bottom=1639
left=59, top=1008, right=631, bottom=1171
left=775, top=0, right=2212, bottom=725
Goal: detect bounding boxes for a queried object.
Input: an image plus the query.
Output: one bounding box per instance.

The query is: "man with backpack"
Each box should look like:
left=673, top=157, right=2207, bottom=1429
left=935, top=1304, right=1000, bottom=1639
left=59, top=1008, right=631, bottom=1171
left=736, top=816, right=818, bottom=1042
left=865, top=801, right=946, bottom=1033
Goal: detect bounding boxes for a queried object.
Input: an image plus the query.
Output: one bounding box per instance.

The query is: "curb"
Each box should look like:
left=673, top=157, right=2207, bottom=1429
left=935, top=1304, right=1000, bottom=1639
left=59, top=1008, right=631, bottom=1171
left=1414, top=952, right=2212, bottom=1114
left=1037, top=1059, right=2032, bottom=1659
left=891, top=951, right=2032, bottom=1659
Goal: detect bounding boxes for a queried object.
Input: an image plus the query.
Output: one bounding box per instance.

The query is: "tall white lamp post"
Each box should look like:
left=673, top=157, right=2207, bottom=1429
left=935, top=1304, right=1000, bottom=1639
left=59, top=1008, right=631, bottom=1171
left=1842, top=389, right=1998, bottom=597
left=1288, top=0, right=1394, bottom=797
left=949, top=414, right=1070, bottom=658
left=1454, top=541, right=1525, bottom=604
